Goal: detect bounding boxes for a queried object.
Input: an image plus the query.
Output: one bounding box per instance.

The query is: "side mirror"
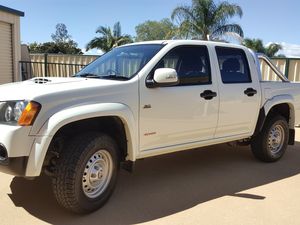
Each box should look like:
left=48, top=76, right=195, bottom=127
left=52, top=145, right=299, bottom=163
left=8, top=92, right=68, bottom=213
left=146, top=68, right=179, bottom=88
left=154, top=68, right=178, bottom=85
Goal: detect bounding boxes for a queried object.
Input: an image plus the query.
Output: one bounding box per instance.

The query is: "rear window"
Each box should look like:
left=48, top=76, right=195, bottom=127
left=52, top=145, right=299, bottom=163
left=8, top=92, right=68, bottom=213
left=216, top=47, right=251, bottom=83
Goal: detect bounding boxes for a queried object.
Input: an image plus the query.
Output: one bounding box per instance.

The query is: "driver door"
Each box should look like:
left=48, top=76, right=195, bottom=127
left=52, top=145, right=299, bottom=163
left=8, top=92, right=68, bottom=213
left=139, top=45, right=219, bottom=151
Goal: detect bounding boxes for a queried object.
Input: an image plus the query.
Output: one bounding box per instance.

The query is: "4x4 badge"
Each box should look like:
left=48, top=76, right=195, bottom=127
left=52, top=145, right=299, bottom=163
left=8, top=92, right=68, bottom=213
left=143, top=104, right=152, bottom=109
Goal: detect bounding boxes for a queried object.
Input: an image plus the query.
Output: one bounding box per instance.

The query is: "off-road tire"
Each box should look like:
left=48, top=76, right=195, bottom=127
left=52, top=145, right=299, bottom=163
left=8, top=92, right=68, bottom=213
left=251, top=115, right=289, bottom=162
left=52, top=132, right=119, bottom=213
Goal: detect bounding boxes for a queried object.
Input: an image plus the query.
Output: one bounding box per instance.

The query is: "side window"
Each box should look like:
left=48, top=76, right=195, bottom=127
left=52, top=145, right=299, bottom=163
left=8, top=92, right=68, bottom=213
left=155, top=45, right=211, bottom=85
left=216, top=47, right=251, bottom=83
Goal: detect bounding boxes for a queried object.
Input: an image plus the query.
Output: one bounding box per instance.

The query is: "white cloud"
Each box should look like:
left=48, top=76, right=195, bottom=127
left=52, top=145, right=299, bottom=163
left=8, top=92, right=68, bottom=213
left=96, top=49, right=103, bottom=55
left=277, top=42, right=300, bottom=58
left=82, top=48, right=103, bottom=56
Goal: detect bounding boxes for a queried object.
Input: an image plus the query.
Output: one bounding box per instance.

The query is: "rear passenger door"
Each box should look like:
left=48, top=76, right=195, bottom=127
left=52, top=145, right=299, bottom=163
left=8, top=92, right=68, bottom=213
left=214, top=46, right=261, bottom=138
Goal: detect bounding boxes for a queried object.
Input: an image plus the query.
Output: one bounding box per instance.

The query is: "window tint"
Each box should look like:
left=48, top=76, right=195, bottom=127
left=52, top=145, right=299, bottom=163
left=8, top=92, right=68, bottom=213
left=77, top=44, right=164, bottom=79
left=216, top=47, right=251, bottom=83
left=155, top=45, right=211, bottom=85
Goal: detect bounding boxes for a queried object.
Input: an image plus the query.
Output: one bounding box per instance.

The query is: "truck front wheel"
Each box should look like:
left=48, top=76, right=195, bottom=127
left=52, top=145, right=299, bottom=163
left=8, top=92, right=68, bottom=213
left=251, top=115, right=289, bottom=162
left=52, top=132, right=119, bottom=213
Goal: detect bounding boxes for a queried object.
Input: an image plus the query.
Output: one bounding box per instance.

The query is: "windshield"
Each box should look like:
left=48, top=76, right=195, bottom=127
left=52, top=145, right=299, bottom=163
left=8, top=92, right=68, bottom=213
left=76, top=44, right=164, bottom=80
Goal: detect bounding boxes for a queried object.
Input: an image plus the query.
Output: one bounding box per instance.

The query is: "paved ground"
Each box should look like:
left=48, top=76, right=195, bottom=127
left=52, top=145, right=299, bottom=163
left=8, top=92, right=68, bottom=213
left=1, top=128, right=300, bottom=225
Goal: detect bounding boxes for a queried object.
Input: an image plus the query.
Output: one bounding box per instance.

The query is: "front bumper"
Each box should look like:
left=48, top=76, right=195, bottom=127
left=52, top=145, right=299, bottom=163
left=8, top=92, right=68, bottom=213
left=0, top=156, right=28, bottom=176
left=0, top=124, right=34, bottom=176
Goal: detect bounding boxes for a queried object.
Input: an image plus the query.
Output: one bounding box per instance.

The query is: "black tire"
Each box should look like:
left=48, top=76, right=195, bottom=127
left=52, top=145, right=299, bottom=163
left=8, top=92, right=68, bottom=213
left=251, top=115, right=289, bottom=162
left=52, top=132, right=119, bottom=213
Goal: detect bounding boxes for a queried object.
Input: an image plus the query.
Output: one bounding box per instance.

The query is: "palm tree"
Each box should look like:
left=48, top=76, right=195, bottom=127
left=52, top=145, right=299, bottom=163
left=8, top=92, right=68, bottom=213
left=265, top=43, right=282, bottom=57
left=242, top=38, right=282, bottom=57
left=86, top=22, right=132, bottom=52
left=171, top=0, right=243, bottom=41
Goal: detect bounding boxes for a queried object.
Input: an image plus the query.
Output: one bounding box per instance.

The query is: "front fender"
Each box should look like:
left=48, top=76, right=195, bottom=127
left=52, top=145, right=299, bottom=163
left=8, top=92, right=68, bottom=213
left=25, top=103, right=138, bottom=177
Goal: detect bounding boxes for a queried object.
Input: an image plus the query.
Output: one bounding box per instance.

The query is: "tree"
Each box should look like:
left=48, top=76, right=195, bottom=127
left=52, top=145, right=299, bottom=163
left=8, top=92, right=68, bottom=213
left=28, top=23, right=82, bottom=54
left=171, top=0, right=243, bottom=41
left=242, top=38, right=282, bottom=57
left=242, top=38, right=265, bottom=53
left=28, top=41, right=82, bottom=54
left=265, top=43, right=283, bottom=57
left=135, top=18, right=177, bottom=41
left=51, top=23, right=71, bottom=43
left=86, top=22, right=133, bottom=52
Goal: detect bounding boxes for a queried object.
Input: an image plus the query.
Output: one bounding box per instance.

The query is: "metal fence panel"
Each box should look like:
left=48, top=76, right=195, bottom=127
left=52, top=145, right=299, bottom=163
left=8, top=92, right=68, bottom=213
left=20, top=54, right=300, bottom=82
left=20, top=54, right=99, bottom=78
left=260, top=58, right=300, bottom=81
left=288, top=60, right=300, bottom=82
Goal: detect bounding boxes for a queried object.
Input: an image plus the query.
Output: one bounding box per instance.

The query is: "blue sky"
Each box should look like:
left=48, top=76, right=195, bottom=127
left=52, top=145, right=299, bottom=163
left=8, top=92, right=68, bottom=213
left=1, top=0, right=300, bottom=56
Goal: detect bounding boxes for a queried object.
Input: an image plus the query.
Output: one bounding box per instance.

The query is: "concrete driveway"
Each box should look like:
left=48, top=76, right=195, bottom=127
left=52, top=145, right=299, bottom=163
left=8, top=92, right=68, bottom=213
left=1, top=128, right=299, bottom=225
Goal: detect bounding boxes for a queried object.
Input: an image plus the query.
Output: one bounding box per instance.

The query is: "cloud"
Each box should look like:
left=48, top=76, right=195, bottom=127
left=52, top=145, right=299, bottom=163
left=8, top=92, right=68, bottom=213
left=82, top=48, right=103, bottom=55
left=277, top=42, right=300, bottom=58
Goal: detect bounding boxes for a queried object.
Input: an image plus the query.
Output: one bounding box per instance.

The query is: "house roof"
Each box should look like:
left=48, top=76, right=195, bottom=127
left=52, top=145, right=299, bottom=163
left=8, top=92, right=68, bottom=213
left=0, top=5, right=24, bottom=17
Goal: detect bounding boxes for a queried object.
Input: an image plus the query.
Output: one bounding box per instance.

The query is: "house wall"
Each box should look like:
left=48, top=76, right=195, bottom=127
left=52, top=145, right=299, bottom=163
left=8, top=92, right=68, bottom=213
left=0, top=10, right=21, bottom=84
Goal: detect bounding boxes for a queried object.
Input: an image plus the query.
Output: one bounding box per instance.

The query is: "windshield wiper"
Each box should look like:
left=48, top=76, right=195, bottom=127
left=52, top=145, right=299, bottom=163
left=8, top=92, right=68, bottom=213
left=76, top=73, right=129, bottom=80
left=98, top=75, right=130, bottom=80
left=76, top=73, right=100, bottom=78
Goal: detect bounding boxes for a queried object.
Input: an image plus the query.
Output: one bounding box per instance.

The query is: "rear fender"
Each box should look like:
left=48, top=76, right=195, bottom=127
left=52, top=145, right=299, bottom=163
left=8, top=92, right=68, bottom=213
left=263, top=95, right=295, bottom=128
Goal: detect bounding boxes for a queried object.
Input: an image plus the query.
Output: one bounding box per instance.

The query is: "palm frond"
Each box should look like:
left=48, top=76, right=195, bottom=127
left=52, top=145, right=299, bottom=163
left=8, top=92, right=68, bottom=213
left=265, top=43, right=282, bottom=57
left=86, top=37, right=109, bottom=51
left=87, top=22, right=132, bottom=52
left=96, top=26, right=111, bottom=36
left=171, top=0, right=243, bottom=41
left=114, top=35, right=133, bottom=48
left=242, top=38, right=265, bottom=53
left=216, top=2, right=243, bottom=20
left=171, top=5, right=206, bottom=39
left=212, top=24, right=244, bottom=38
left=171, top=6, right=193, bottom=21
left=216, top=31, right=244, bottom=43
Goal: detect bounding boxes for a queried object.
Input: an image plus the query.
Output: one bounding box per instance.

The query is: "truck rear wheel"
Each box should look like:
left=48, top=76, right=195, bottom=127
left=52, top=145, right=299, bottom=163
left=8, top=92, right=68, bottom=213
left=251, top=115, right=289, bottom=162
left=52, top=132, right=119, bottom=213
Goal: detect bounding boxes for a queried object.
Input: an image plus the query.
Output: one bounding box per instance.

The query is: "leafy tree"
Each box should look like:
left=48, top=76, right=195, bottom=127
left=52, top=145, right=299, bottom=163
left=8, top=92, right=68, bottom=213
left=28, top=41, right=82, bottom=54
left=51, top=23, right=71, bottom=43
left=86, top=22, right=133, bottom=52
left=171, top=0, right=243, bottom=41
left=135, top=18, right=177, bottom=41
left=242, top=38, right=282, bottom=57
left=28, top=23, right=82, bottom=54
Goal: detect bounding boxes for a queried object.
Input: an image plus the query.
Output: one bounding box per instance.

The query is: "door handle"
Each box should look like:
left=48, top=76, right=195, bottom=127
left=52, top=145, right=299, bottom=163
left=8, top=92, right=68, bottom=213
left=200, top=90, right=217, bottom=100
left=244, top=88, right=257, bottom=97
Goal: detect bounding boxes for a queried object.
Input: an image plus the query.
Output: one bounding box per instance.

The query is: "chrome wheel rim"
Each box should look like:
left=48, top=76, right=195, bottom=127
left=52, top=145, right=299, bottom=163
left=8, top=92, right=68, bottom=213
left=82, top=150, right=113, bottom=199
left=268, top=124, right=285, bottom=154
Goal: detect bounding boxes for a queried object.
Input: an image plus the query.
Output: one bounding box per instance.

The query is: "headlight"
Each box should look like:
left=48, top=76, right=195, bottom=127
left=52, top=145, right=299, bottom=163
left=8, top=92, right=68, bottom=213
left=0, top=101, right=41, bottom=126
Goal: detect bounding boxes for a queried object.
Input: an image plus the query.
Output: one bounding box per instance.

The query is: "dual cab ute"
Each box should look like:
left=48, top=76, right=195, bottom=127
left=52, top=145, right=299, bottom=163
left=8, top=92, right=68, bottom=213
left=0, top=40, right=299, bottom=213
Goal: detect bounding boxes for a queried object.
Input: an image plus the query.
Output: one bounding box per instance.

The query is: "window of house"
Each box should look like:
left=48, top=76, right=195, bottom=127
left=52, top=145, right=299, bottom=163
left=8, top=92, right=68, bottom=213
left=216, top=47, right=251, bottom=83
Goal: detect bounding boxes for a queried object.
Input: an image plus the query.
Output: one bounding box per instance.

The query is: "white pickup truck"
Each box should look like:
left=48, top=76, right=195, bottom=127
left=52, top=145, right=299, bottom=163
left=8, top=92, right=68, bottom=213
left=0, top=40, right=299, bottom=213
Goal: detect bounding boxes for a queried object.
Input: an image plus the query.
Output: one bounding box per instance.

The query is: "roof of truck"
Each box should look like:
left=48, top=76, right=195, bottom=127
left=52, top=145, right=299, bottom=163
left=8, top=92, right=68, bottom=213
left=123, top=39, right=245, bottom=49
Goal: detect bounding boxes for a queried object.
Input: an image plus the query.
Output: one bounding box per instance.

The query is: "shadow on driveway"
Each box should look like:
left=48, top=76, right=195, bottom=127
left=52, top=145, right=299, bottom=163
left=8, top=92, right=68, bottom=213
left=8, top=142, right=300, bottom=225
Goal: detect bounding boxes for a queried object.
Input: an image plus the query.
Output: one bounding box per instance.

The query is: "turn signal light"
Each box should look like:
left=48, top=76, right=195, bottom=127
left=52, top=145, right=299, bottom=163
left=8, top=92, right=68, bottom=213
left=18, top=101, right=41, bottom=126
